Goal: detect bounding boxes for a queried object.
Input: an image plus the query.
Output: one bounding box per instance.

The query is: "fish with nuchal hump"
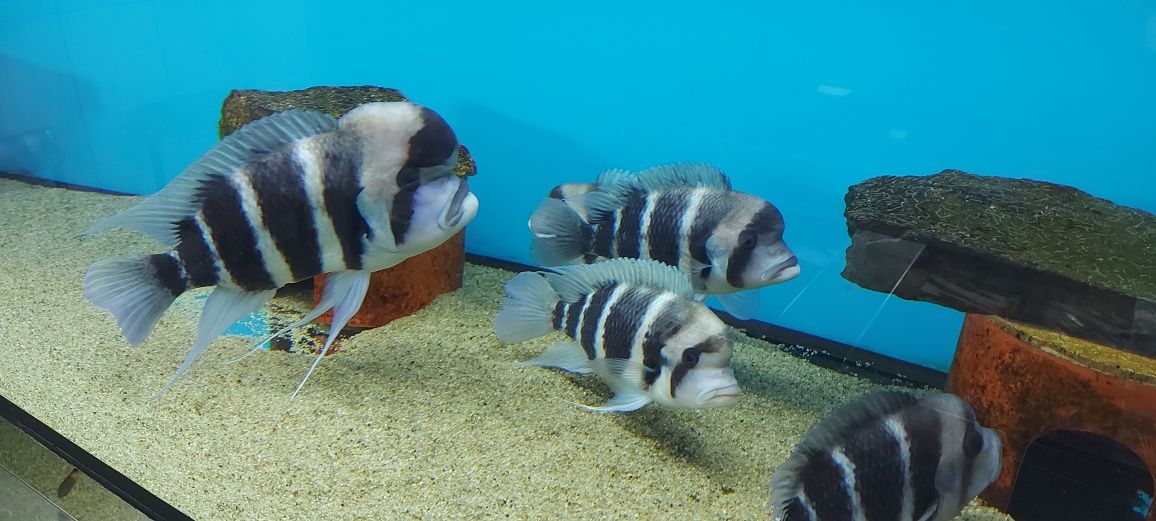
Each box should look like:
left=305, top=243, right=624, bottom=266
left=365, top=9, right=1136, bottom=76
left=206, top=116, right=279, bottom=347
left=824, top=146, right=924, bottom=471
left=493, top=257, right=742, bottom=413
left=83, top=101, right=479, bottom=397
left=769, top=391, right=1002, bottom=521
left=529, top=162, right=799, bottom=320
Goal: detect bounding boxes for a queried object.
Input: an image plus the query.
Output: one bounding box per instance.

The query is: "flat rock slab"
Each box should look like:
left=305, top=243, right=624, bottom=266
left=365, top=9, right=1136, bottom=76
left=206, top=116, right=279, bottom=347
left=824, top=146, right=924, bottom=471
left=843, top=169, right=1156, bottom=358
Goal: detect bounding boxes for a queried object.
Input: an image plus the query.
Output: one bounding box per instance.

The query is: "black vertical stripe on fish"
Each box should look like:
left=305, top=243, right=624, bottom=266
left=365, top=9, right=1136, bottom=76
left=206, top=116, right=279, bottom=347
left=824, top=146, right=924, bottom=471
left=565, top=293, right=588, bottom=338
left=406, top=107, right=458, bottom=168
left=578, top=285, right=616, bottom=359
left=175, top=216, right=219, bottom=287
left=601, top=287, right=651, bottom=360
left=198, top=175, right=276, bottom=290
left=647, top=189, right=688, bottom=267
left=687, top=193, right=729, bottom=264
left=669, top=341, right=710, bottom=398
left=321, top=146, right=369, bottom=270
left=548, top=185, right=565, bottom=199
left=149, top=253, right=187, bottom=296
left=591, top=213, right=617, bottom=259
left=957, top=419, right=983, bottom=507
left=904, top=405, right=945, bottom=517
left=641, top=301, right=683, bottom=386
left=614, top=193, right=646, bottom=259
left=726, top=203, right=781, bottom=287
left=389, top=166, right=421, bottom=247
left=799, top=451, right=855, bottom=520
left=552, top=301, right=567, bottom=330
left=246, top=152, right=322, bottom=281
left=844, top=421, right=906, bottom=521
left=781, top=497, right=811, bottom=521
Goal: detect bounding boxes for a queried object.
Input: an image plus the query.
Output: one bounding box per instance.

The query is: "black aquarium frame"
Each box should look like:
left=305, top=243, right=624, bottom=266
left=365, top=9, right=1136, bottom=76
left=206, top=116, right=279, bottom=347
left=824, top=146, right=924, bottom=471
left=0, top=211, right=946, bottom=520
left=0, top=396, right=193, bottom=521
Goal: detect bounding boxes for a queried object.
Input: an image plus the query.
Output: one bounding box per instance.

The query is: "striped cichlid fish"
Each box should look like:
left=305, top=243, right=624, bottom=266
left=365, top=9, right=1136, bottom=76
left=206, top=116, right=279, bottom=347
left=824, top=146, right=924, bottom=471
left=769, top=391, right=1002, bottom=521
left=493, top=258, right=741, bottom=413
left=529, top=162, right=799, bottom=320
left=84, top=101, right=479, bottom=396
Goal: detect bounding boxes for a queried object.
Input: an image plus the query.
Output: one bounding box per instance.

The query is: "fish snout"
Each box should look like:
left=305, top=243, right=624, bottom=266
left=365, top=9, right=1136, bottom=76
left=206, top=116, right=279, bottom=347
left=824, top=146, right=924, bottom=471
left=761, top=255, right=800, bottom=283
left=440, top=178, right=475, bottom=230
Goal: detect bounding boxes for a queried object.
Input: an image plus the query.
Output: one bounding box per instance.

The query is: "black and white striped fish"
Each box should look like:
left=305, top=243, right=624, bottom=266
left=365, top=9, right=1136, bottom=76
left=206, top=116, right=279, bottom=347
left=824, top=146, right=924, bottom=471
left=83, top=101, right=479, bottom=396
left=769, top=391, right=1002, bottom=521
left=493, top=258, right=741, bottom=412
left=529, top=162, right=799, bottom=320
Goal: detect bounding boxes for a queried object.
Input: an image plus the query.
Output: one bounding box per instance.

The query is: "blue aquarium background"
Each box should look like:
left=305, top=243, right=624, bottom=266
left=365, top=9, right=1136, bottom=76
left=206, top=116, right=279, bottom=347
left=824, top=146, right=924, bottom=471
left=3, top=0, right=1155, bottom=371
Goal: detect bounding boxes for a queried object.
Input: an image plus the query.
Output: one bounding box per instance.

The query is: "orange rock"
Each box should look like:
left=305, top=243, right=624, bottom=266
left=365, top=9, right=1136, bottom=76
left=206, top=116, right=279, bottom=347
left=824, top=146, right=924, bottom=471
left=947, top=314, right=1156, bottom=521
left=313, top=231, right=466, bottom=329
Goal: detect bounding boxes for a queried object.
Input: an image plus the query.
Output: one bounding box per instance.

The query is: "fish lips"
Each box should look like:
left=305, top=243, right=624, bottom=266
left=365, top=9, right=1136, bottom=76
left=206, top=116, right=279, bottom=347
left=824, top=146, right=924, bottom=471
left=761, top=255, right=800, bottom=284
left=697, top=383, right=742, bottom=408
left=439, top=178, right=474, bottom=230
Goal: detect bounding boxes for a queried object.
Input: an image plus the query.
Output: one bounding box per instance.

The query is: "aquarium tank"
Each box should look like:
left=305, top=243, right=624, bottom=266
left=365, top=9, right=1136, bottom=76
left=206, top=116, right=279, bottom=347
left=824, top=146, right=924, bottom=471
left=1, top=1, right=1154, bottom=520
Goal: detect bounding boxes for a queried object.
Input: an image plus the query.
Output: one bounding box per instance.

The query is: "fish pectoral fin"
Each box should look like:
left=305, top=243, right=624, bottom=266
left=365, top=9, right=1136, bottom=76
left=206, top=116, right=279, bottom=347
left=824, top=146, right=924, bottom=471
left=512, top=341, right=592, bottom=374
left=588, top=357, right=650, bottom=394
left=291, top=270, right=372, bottom=400
left=573, top=392, right=651, bottom=413
left=160, top=287, right=276, bottom=395
left=713, top=291, right=760, bottom=320
left=355, top=190, right=399, bottom=249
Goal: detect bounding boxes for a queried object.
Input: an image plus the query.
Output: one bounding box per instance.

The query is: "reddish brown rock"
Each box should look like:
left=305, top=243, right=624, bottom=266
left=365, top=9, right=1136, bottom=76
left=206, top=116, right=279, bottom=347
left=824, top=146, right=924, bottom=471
left=218, top=86, right=474, bottom=330
left=947, top=314, right=1156, bottom=521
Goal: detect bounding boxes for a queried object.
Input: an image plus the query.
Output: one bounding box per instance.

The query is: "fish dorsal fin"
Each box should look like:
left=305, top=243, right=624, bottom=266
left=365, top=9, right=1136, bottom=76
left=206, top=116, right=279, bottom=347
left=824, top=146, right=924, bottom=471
left=594, top=167, right=633, bottom=187
left=543, top=258, right=695, bottom=302
left=85, top=109, right=339, bottom=247
left=584, top=162, right=730, bottom=225
left=632, top=162, right=732, bottom=191
left=794, top=390, right=919, bottom=453
left=770, top=390, right=919, bottom=518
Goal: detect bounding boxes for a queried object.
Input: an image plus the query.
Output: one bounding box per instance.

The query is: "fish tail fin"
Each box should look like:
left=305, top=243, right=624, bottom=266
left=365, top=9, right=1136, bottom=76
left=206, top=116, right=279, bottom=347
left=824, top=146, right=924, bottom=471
left=529, top=198, right=593, bottom=266
left=84, top=253, right=187, bottom=345
left=493, top=272, right=560, bottom=343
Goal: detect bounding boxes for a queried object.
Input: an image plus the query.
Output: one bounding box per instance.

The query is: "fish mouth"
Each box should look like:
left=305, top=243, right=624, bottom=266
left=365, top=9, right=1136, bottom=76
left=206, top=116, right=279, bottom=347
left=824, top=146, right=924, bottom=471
left=761, top=256, right=800, bottom=283
left=440, top=179, right=472, bottom=229
left=697, top=384, right=742, bottom=407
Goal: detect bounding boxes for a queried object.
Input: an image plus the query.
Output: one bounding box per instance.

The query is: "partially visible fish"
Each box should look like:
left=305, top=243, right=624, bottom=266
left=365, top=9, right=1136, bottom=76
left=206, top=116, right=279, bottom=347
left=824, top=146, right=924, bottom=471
left=57, top=468, right=82, bottom=498
left=769, top=391, right=1002, bottom=521
left=84, top=101, right=479, bottom=396
left=493, top=258, right=742, bottom=412
left=529, top=162, right=799, bottom=319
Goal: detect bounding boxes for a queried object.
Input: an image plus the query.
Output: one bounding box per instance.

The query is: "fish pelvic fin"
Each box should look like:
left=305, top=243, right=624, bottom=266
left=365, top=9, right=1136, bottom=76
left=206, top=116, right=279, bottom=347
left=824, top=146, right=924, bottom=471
left=291, top=270, right=371, bottom=400
left=159, top=286, right=275, bottom=395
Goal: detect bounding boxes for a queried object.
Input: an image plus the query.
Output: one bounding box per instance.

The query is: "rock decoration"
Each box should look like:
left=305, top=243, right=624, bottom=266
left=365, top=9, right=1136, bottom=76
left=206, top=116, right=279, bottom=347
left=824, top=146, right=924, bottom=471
left=842, top=169, right=1156, bottom=359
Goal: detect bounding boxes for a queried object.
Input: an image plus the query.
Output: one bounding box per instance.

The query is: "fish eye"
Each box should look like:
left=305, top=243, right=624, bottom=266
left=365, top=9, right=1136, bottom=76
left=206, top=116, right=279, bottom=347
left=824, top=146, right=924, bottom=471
left=963, top=428, right=984, bottom=458
left=738, top=230, right=757, bottom=250
left=681, top=348, right=701, bottom=367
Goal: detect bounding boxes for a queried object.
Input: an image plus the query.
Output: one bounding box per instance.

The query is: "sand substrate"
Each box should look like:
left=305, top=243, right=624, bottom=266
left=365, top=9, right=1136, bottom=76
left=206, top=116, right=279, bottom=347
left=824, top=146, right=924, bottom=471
left=0, top=178, right=1013, bottom=520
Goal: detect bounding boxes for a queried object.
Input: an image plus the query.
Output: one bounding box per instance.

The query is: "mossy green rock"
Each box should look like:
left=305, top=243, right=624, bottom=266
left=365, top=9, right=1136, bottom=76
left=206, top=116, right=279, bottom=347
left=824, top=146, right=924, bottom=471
left=219, top=86, right=475, bottom=177
left=843, top=169, right=1156, bottom=358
